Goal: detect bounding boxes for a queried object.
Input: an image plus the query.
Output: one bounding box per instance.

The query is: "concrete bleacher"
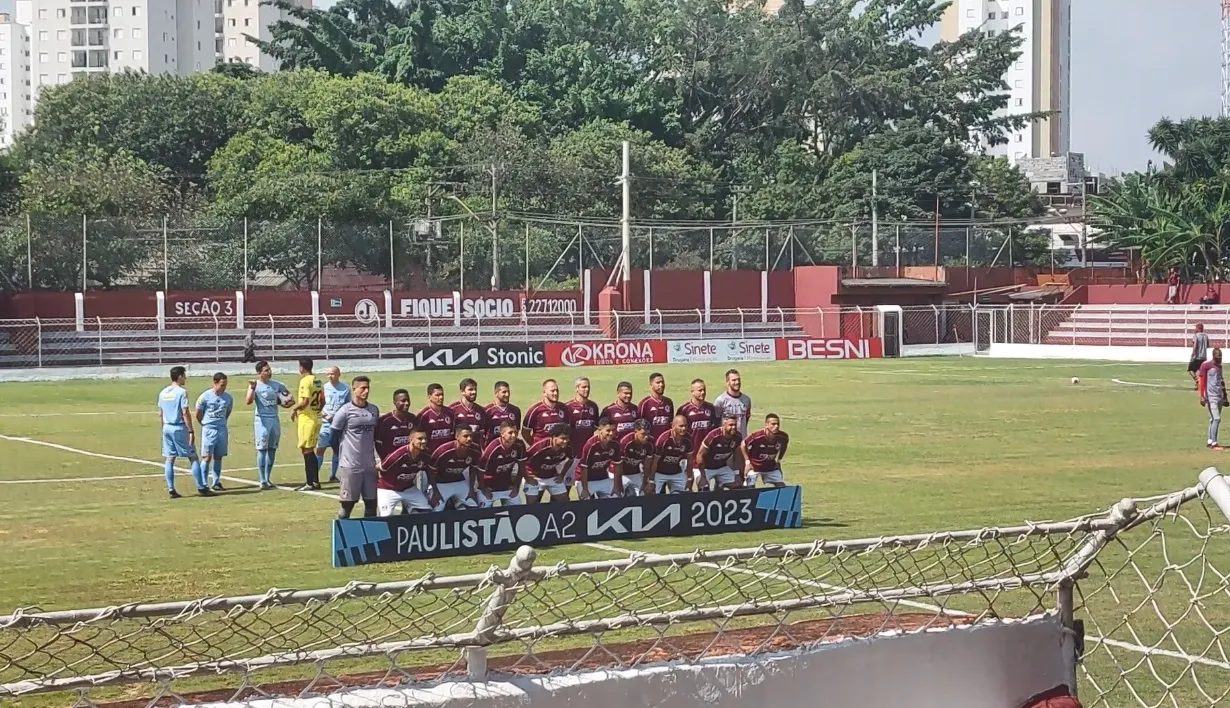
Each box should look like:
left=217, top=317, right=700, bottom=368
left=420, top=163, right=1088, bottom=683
left=1044, top=305, right=1230, bottom=347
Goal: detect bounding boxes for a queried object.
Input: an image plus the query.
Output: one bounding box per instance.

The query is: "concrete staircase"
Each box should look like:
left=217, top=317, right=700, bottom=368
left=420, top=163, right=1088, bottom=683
left=1045, top=305, right=1230, bottom=347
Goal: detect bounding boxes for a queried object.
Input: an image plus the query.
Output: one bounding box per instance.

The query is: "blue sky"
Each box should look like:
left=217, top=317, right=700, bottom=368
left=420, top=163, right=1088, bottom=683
left=4, top=0, right=1220, bottom=174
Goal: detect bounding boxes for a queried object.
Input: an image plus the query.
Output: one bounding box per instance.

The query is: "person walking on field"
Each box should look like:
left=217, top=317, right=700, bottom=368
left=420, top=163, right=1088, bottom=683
left=1199, top=348, right=1227, bottom=452
left=331, top=376, right=381, bottom=518
left=1190, top=324, right=1211, bottom=389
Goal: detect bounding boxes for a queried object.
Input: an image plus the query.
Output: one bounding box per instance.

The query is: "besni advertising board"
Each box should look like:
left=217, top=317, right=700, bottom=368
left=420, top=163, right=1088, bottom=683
left=545, top=341, right=667, bottom=367
left=667, top=339, right=777, bottom=364
left=774, top=338, right=884, bottom=360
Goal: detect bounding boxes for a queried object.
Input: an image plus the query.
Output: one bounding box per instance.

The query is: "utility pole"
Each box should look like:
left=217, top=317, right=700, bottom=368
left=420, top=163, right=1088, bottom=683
left=871, top=170, right=879, bottom=267
left=490, top=164, right=500, bottom=290
left=620, top=141, right=631, bottom=290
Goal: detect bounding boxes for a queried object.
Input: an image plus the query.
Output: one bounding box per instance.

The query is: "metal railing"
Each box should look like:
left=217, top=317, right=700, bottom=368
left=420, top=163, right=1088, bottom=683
left=969, top=304, right=1230, bottom=348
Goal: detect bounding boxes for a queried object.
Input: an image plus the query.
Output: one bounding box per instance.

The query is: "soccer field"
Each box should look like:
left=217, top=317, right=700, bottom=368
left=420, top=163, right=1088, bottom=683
left=0, top=357, right=1225, bottom=706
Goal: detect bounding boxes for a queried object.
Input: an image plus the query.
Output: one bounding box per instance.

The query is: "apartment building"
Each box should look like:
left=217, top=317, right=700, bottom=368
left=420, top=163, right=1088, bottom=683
left=0, top=0, right=311, bottom=147
left=941, top=0, right=1072, bottom=163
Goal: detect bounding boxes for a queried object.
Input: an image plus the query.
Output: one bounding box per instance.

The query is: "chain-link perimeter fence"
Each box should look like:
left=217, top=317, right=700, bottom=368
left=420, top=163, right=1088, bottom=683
left=3, top=473, right=1229, bottom=707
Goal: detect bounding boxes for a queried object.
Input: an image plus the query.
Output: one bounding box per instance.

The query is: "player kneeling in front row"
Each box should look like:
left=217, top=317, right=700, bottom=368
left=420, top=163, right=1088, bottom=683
left=376, top=428, right=433, bottom=515
left=742, top=414, right=790, bottom=487
left=616, top=419, right=653, bottom=495
left=523, top=423, right=574, bottom=502
left=430, top=425, right=481, bottom=511
left=479, top=420, right=527, bottom=506
left=696, top=414, right=744, bottom=491
left=651, top=414, right=693, bottom=494
left=579, top=417, right=621, bottom=499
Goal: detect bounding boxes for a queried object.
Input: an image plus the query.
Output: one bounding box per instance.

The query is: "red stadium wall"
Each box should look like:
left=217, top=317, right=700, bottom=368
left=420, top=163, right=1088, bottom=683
left=584, top=269, right=793, bottom=314
left=1085, top=284, right=1230, bottom=305
left=791, top=266, right=841, bottom=338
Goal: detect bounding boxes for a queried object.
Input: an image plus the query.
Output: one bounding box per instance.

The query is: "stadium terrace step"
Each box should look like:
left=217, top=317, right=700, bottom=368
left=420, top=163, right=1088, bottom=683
left=1040, top=304, right=1230, bottom=346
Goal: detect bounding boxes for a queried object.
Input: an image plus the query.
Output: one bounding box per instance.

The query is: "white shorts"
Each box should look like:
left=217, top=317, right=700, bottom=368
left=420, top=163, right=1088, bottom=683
left=618, top=472, right=644, bottom=495
left=756, top=468, right=785, bottom=486
left=655, top=472, right=687, bottom=494
left=435, top=480, right=476, bottom=511
left=585, top=478, right=615, bottom=498
left=701, top=467, right=737, bottom=489
left=377, top=487, right=432, bottom=516
left=482, top=490, right=522, bottom=507
left=523, top=477, right=569, bottom=499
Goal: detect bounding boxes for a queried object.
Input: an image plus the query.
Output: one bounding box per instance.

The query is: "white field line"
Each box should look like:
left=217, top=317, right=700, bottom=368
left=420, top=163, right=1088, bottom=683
left=0, top=464, right=299, bottom=485
left=0, top=411, right=151, bottom=418
left=0, top=436, right=1211, bottom=669
left=1111, top=378, right=1190, bottom=390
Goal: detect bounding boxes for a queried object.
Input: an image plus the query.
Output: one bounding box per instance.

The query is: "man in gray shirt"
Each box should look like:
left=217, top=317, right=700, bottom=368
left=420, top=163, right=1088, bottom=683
left=1201, top=349, right=1226, bottom=451
left=713, top=369, right=753, bottom=483
left=1190, top=324, right=1211, bottom=389
left=330, top=375, right=381, bottom=518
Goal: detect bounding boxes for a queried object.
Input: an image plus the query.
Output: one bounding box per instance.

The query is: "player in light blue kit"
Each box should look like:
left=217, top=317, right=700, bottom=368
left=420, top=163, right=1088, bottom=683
left=245, top=360, right=292, bottom=489
left=195, top=372, right=235, bottom=491
left=315, top=366, right=351, bottom=484
left=158, top=366, right=209, bottom=499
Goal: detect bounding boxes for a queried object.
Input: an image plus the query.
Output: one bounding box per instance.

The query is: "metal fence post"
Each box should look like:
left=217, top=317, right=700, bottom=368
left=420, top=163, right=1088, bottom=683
left=35, top=317, right=42, bottom=368
left=426, top=314, right=433, bottom=346
left=466, top=546, right=538, bottom=679
left=213, top=313, right=219, bottom=363
left=323, top=315, right=330, bottom=358
left=777, top=307, right=785, bottom=338
left=1058, top=579, right=1079, bottom=699
left=268, top=314, right=276, bottom=360
left=96, top=316, right=103, bottom=365
left=656, top=309, right=663, bottom=340
left=695, top=308, right=703, bottom=338
left=738, top=308, right=745, bottom=339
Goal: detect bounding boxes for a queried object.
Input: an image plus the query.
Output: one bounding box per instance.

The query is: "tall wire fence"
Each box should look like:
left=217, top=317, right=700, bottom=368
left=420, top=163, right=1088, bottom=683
left=1, top=475, right=1227, bottom=707
left=0, top=213, right=1087, bottom=294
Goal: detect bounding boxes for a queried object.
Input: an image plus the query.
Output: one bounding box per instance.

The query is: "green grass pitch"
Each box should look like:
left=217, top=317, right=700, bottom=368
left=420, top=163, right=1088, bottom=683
left=0, top=357, right=1226, bottom=706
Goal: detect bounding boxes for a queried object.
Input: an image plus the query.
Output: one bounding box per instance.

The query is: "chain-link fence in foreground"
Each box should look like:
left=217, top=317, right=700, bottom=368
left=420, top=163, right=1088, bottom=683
left=2, top=472, right=1229, bottom=707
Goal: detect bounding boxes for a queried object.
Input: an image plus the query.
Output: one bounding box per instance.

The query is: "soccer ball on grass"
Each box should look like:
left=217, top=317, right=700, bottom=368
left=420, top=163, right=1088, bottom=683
left=1071, top=377, right=1080, bottom=385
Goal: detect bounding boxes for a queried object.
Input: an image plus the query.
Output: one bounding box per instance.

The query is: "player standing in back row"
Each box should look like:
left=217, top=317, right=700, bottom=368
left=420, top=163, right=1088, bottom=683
left=484, top=381, right=522, bottom=442
left=316, top=367, right=350, bottom=484
left=159, top=366, right=207, bottom=498
left=1199, top=348, right=1227, bottom=451
left=677, top=378, right=717, bottom=490
left=452, top=378, right=489, bottom=446
left=638, top=372, right=674, bottom=440
left=1190, top=324, right=1211, bottom=389
left=291, top=358, right=325, bottom=491
left=195, top=373, right=234, bottom=491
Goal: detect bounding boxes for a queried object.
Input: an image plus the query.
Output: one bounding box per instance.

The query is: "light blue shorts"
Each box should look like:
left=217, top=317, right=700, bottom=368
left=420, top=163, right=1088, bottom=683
left=316, top=424, right=336, bottom=451
left=202, top=426, right=229, bottom=457
left=161, top=425, right=197, bottom=459
left=255, top=418, right=281, bottom=451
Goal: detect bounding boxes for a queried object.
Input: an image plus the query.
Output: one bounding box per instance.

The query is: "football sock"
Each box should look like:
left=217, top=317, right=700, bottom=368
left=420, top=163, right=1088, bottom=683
left=164, top=459, right=177, bottom=492
left=212, top=458, right=223, bottom=485
left=191, top=459, right=206, bottom=490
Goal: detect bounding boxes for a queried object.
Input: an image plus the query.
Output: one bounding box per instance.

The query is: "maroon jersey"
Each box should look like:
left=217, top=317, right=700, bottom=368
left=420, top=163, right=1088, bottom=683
left=523, top=401, right=570, bottom=443
left=653, top=431, right=693, bottom=474
left=743, top=430, right=789, bottom=472
left=417, top=405, right=455, bottom=452
left=430, top=440, right=477, bottom=484
left=479, top=438, right=526, bottom=492
left=525, top=438, right=573, bottom=479
left=564, top=398, right=600, bottom=456
left=579, top=436, right=622, bottom=482
left=638, top=395, right=675, bottom=439
left=374, top=412, right=416, bottom=465
left=451, top=401, right=488, bottom=444
left=377, top=447, right=430, bottom=491
left=484, top=402, right=522, bottom=442
left=678, top=400, right=718, bottom=453
left=602, top=401, right=640, bottom=438
left=619, top=431, right=654, bottom=472
left=699, top=429, right=743, bottom=470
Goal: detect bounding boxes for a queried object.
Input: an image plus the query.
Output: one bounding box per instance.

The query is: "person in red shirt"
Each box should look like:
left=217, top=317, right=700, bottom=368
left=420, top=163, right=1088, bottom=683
left=418, top=383, right=456, bottom=453
left=375, top=428, right=432, bottom=515
left=578, top=417, right=621, bottom=499
left=478, top=420, right=527, bottom=506
left=618, top=419, right=654, bottom=496
left=677, top=378, right=717, bottom=490
left=523, top=423, right=574, bottom=502
left=1167, top=267, right=1181, bottom=304
left=741, top=414, right=790, bottom=488
left=429, top=425, right=480, bottom=510
left=650, top=414, right=692, bottom=494
left=484, top=380, right=521, bottom=443
left=603, top=381, right=640, bottom=439
left=452, top=377, right=489, bottom=446
left=638, top=372, right=674, bottom=440
left=697, top=413, right=744, bottom=491
left=564, top=377, right=599, bottom=486
left=523, top=379, right=570, bottom=444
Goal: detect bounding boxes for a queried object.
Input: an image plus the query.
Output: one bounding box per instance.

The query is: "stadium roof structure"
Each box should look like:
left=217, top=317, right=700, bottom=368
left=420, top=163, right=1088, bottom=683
left=840, top=278, right=949, bottom=288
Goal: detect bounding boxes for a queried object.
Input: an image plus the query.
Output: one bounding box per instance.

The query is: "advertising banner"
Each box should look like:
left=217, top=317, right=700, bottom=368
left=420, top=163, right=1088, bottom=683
left=411, top=343, right=546, bottom=371
left=332, top=486, right=803, bottom=566
left=545, top=340, right=667, bottom=367
left=774, top=338, right=884, bottom=360
left=667, top=338, right=777, bottom=364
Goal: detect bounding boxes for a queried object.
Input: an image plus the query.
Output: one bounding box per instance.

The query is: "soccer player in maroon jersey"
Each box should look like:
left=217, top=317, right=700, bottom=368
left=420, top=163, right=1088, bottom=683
left=697, top=413, right=744, bottom=491
left=603, top=381, right=639, bottom=439
left=479, top=420, right=527, bottom=506
left=578, top=417, right=621, bottom=499
left=484, top=380, right=521, bottom=443
left=417, top=383, right=456, bottom=453
left=650, top=414, right=693, bottom=494
left=639, top=372, right=674, bottom=440
left=374, top=388, right=416, bottom=485
left=375, top=428, right=433, bottom=515
left=742, top=413, right=790, bottom=488
left=617, top=419, right=654, bottom=496
left=429, top=425, right=480, bottom=511
left=677, top=378, right=717, bottom=490
left=523, top=423, right=574, bottom=502
left=523, top=379, right=570, bottom=444
left=564, top=377, right=599, bottom=485
left=452, top=377, right=489, bottom=446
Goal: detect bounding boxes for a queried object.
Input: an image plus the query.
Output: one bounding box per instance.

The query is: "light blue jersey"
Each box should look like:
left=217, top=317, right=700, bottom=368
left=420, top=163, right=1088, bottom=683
left=158, top=384, right=196, bottom=459
left=253, top=379, right=289, bottom=452
left=317, top=381, right=352, bottom=450
left=196, top=390, right=234, bottom=459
